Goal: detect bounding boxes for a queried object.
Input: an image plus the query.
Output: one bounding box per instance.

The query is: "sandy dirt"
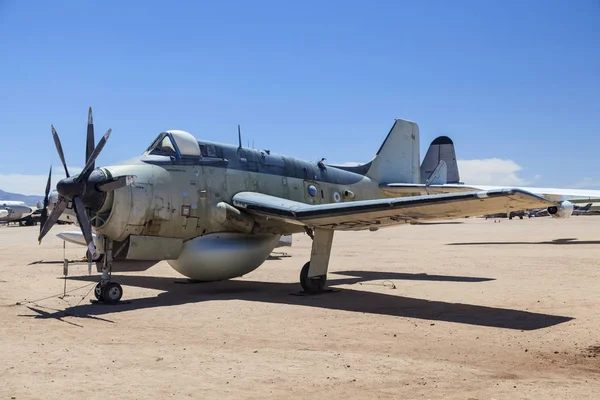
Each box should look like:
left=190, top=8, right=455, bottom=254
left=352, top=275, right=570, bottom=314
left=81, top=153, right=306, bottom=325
left=1, top=216, right=599, bottom=399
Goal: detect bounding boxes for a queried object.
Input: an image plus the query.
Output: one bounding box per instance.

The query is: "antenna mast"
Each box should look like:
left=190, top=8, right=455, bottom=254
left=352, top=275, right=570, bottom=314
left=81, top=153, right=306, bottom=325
left=237, top=125, right=242, bottom=150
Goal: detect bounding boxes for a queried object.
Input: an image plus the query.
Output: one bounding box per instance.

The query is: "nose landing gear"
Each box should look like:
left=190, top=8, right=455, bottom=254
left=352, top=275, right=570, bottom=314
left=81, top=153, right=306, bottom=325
left=94, top=281, right=123, bottom=303
left=93, top=238, right=124, bottom=304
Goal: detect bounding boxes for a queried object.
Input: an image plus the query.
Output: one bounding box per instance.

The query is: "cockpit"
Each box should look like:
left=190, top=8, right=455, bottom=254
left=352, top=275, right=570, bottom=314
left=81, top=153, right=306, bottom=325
left=144, top=130, right=202, bottom=158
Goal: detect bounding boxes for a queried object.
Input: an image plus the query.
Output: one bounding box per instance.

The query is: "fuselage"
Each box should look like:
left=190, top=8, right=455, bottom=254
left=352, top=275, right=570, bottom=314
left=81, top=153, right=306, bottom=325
left=72, top=130, right=388, bottom=281
left=92, top=133, right=385, bottom=242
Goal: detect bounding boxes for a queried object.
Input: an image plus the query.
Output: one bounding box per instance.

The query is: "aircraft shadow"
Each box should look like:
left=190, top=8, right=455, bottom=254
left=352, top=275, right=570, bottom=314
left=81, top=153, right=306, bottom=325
left=21, top=271, right=572, bottom=331
left=331, top=271, right=494, bottom=284
left=447, top=238, right=600, bottom=246
left=411, top=221, right=464, bottom=225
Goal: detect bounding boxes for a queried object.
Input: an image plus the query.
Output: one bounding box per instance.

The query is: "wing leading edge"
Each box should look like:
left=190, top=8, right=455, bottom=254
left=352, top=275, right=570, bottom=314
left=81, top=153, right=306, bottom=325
left=381, top=183, right=600, bottom=203
left=232, top=189, right=554, bottom=231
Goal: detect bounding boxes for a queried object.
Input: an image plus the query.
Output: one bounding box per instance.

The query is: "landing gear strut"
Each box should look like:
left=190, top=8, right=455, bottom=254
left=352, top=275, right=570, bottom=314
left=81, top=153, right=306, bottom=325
left=299, top=228, right=334, bottom=293
left=93, top=238, right=123, bottom=304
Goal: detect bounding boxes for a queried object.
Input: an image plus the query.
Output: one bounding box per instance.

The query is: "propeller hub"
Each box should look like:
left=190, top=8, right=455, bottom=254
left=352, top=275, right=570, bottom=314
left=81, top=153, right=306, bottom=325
left=56, top=169, right=108, bottom=211
left=56, top=176, right=84, bottom=199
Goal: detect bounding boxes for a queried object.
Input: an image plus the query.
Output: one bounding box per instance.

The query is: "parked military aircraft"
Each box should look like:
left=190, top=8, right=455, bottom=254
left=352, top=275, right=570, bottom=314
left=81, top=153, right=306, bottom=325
left=0, top=200, right=36, bottom=225
left=39, top=108, right=574, bottom=304
left=530, top=202, right=593, bottom=218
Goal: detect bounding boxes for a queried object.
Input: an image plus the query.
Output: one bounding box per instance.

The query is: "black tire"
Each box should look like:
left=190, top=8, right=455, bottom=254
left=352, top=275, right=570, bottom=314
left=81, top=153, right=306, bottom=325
left=101, top=282, right=123, bottom=304
left=94, top=283, right=104, bottom=301
left=300, top=262, right=326, bottom=293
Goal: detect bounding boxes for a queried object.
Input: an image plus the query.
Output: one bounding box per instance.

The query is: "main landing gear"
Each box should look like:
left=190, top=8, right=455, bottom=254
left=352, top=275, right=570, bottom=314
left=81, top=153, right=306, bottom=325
left=93, top=238, right=123, bottom=304
left=299, top=228, right=334, bottom=293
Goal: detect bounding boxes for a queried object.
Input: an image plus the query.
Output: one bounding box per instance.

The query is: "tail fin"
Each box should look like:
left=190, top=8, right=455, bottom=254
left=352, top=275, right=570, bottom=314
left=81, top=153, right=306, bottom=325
left=420, top=136, right=460, bottom=184
left=363, top=119, right=420, bottom=184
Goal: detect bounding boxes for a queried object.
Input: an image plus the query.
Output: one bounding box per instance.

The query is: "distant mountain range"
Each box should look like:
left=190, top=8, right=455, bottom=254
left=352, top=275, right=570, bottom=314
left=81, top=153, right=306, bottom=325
left=0, top=189, right=44, bottom=206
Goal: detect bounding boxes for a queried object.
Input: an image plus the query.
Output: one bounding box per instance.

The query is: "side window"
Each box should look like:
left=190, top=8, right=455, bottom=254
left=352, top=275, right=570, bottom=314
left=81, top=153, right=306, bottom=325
left=206, top=145, right=216, bottom=157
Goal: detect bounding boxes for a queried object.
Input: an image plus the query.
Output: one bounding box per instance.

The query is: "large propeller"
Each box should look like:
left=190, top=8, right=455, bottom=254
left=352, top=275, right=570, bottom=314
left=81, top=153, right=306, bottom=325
left=38, top=165, right=52, bottom=231
left=38, top=107, right=115, bottom=269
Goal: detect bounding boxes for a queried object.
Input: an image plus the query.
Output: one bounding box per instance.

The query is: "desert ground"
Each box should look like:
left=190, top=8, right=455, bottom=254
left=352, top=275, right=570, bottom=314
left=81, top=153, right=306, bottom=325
left=1, top=216, right=599, bottom=399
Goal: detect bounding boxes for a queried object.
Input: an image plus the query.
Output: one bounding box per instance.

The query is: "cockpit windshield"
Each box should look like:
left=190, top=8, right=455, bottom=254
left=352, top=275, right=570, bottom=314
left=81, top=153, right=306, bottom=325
left=145, top=133, right=178, bottom=156
left=144, top=131, right=202, bottom=158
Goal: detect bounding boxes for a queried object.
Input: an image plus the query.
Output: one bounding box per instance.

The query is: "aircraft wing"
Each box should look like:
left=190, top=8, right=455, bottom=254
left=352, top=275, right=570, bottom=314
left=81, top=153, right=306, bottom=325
left=232, top=189, right=554, bottom=231
left=381, top=184, right=600, bottom=203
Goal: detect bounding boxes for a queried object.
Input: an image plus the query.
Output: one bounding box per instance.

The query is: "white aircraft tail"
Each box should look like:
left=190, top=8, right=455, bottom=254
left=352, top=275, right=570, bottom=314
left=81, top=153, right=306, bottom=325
left=420, top=136, right=461, bottom=184
left=364, top=119, right=421, bottom=184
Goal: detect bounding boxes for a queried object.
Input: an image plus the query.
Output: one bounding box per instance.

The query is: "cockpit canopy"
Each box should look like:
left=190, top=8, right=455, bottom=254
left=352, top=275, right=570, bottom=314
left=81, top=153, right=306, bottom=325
left=144, top=130, right=201, bottom=158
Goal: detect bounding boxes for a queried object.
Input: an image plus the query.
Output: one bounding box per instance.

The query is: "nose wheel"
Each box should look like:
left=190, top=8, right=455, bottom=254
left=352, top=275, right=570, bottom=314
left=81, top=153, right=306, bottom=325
left=94, top=281, right=123, bottom=304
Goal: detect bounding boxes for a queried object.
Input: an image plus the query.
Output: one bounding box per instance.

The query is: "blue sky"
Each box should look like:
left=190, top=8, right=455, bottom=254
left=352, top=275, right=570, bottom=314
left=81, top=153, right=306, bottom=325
left=0, top=0, right=599, bottom=194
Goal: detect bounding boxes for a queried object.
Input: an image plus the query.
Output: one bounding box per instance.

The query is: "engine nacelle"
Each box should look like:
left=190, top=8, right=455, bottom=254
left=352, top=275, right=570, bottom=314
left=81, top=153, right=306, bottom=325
left=547, top=200, right=574, bottom=219
left=168, top=232, right=280, bottom=281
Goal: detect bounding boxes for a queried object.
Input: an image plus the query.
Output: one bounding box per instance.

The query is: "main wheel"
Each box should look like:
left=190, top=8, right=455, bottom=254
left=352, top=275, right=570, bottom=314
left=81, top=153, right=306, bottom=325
left=101, top=282, right=123, bottom=304
left=300, top=262, right=326, bottom=293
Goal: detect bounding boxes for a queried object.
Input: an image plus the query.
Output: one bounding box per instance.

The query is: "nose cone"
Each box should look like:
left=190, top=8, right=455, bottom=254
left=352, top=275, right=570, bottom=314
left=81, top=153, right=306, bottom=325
left=56, top=175, right=82, bottom=199
left=55, top=169, right=108, bottom=212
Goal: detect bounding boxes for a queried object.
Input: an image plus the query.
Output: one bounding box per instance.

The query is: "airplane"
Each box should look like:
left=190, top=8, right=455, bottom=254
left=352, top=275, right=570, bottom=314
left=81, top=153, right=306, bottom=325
left=573, top=203, right=593, bottom=215
left=529, top=202, right=593, bottom=218
left=38, top=107, right=585, bottom=304
left=0, top=200, right=37, bottom=226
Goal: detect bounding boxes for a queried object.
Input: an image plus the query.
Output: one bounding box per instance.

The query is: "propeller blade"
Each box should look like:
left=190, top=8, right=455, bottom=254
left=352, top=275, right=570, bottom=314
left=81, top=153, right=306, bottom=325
left=44, top=165, right=52, bottom=201
left=38, top=195, right=69, bottom=243
left=77, top=128, right=111, bottom=181
left=39, top=165, right=52, bottom=233
left=97, top=175, right=136, bottom=192
left=86, top=107, right=95, bottom=171
left=51, top=125, right=70, bottom=178
left=73, top=196, right=96, bottom=271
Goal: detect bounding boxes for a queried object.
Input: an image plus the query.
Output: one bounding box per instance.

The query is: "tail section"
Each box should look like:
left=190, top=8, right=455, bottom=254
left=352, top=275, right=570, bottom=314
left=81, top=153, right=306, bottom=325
left=364, top=119, right=421, bottom=184
left=578, top=203, right=592, bottom=212
left=420, top=136, right=461, bottom=184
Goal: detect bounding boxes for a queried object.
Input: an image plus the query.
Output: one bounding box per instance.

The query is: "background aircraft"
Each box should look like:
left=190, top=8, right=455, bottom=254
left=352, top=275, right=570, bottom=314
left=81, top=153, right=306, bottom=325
left=0, top=200, right=37, bottom=226
left=38, top=108, right=562, bottom=304
left=529, top=202, right=593, bottom=218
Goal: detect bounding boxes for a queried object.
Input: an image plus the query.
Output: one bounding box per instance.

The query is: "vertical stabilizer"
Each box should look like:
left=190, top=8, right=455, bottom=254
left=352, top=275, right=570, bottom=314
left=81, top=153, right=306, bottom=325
left=365, top=119, right=420, bottom=184
left=424, top=160, right=447, bottom=185
left=420, top=136, right=460, bottom=184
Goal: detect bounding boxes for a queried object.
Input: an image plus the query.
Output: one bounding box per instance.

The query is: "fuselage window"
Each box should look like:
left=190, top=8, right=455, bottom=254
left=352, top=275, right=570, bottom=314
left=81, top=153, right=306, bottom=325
left=206, top=145, right=216, bottom=157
